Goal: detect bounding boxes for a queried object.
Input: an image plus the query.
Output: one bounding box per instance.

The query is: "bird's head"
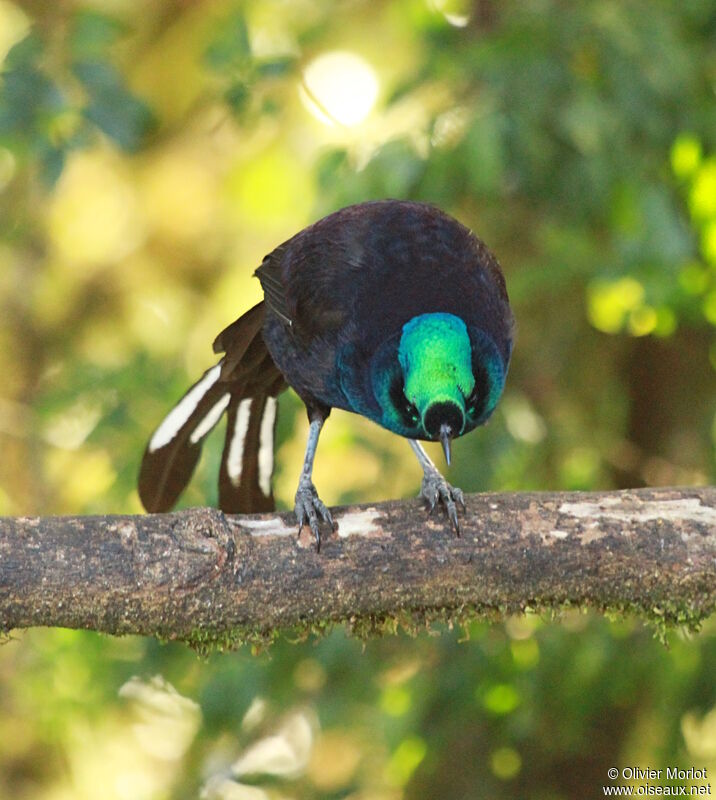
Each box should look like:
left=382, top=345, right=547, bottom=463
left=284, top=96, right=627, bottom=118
left=397, top=313, right=475, bottom=464
left=360, top=312, right=508, bottom=456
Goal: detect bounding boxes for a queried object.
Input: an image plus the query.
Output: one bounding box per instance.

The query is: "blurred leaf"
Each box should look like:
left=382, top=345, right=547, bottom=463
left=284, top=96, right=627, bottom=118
left=260, top=97, right=280, bottom=116
left=315, top=148, right=348, bottom=189
left=224, top=81, right=251, bottom=115
left=363, top=139, right=425, bottom=198
left=70, top=10, right=127, bottom=57
left=385, top=63, right=432, bottom=106
left=0, top=64, right=63, bottom=135
left=463, top=111, right=506, bottom=196
left=0, top=28, right=156, bottom=175
left=72, top=60, right=154, bottom=150
left=255, top=56, right=297, bottom=78
left=671, top=133, right=702, bottom=180
left=204, top=10, right=251, bottom=70
left=72, top=58, right=123, bottom=93
left=2, top=30, right=43, bottom=69
left=39, top=144, right=65, bottom=187
left=83, top=89, right=154, bottom=151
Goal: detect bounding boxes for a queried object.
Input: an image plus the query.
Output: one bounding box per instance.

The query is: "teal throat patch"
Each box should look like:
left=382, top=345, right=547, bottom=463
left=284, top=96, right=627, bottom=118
left=398, top=313, right=474, bottom=435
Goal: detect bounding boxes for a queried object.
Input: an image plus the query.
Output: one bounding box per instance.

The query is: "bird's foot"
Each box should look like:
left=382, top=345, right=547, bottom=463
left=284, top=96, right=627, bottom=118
left=294, top=477, right=334, bottom=551
left=420, top=467, right=465, bottom=535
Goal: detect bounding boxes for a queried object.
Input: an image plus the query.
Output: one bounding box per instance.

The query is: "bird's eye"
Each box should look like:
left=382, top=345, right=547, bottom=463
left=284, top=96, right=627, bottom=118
left=405, top=399, right=419, bottom=424
left=389, top=375, right=419, bottom=426
left=465, top=366, right=490, bottom=419
left=401, top=392, right=419, bottom=423
left=465, top=384, right=482, bottom=418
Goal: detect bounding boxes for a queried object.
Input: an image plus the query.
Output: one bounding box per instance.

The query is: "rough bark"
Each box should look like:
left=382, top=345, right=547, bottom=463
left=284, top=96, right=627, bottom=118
left=1, top=487, right=714, bottom=648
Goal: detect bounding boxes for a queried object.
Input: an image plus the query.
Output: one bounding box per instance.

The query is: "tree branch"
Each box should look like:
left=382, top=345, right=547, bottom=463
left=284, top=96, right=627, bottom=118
left=1, top=487, right=714, bottom=647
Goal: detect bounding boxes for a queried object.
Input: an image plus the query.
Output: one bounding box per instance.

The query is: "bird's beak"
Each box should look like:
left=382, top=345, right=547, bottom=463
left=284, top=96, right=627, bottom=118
left=439, top=423, right=452, bottom=466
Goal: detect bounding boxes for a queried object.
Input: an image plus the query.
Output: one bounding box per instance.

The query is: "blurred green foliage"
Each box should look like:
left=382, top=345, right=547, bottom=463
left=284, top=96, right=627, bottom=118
left=0, top=9, right=154, bottom=184
left=0, top=1, right=715, bottom=798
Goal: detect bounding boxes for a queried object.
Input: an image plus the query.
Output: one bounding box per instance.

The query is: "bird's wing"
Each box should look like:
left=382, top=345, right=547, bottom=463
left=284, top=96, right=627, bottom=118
left=255, top=232, right=360, bottom=340
left=254, top=245, right=294, bottom=327
left=212, top=300, right=266, bottom=358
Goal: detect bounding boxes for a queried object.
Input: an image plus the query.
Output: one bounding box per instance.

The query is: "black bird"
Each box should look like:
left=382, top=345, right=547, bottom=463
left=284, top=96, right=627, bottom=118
left=139, top=200, right=513, bottom=547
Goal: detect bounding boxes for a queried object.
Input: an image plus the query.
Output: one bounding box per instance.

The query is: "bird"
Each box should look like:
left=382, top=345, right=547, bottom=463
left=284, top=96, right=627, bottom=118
left=138, top=200, right=514, bottom=549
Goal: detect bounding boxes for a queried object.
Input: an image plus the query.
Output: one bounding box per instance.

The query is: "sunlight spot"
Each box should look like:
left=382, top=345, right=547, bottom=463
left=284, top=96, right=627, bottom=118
left=241, top=697, right=268, bottom=732
left=385, top=736, right=427, bottom=786
left=587, top=277, right=645, bottom=334
left=505, top=615, right=541, bottom=639
left=232, top=710, right=316, bottom=778
left=681, top=705, right=716, bottom=762
left=428, top=0, right=471, bottom=27
left=490, top=747, right=522, bottom=780
left=0, top=1, right=29, bottom=64
left=627, top=304, right=657, bottom=336
left=225, top=147, right=314, bottom=228
left=670, top=133, right=702, bottom=179
left=119, top=675, right=201, bottom=761
left=379, top=658, right=422, bottom=686
left=704, top=290, right=716, bottom=326
left=689, top=158, right=716, bottom=220
left=46, top=448, right=116, bottom=509
left=560, top=446, right=600, bottom=490
left=294, top=658, right=327, bottom=692
left=141, top=149, right=217, bottom=244
left=510, top=638, right=540, bottom=670
left=481, top=683, right=520, bottom=715
left=380, top=685, right=412, bottom=717
left=121, top=265, right=196, bottom=356
left=43, top=398, right=103, bottom=450
left=431, top=106, right=469, bottom=148
left=300, top=51, right=379, bottom=127
left=49, top=151, right=145, bottom=271
left=201, top=778, right=271, bottom=800
left=701, top=219, right=716, bottom=265
left=502, top=396, right=546, bottom=444
left=307, top=730, right=363, bottom=791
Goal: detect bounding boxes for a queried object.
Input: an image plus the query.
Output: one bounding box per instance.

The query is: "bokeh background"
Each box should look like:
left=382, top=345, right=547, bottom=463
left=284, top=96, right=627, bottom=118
left=1, top=1, right=715, bottom=798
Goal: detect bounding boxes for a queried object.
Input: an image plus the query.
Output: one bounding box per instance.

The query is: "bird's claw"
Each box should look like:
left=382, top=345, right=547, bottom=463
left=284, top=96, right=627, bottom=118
left=420, top=470, right=465, bottom=536
left=294, top=478, right=334, bottom=552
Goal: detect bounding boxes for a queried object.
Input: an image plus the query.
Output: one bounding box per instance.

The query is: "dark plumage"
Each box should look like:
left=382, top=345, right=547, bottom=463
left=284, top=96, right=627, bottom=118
left=139, top=200, right=514, bottom=548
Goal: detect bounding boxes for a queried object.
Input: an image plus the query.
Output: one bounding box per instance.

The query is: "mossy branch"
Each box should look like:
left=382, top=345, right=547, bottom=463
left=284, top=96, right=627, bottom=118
left=1, top=487, right=714, bottom=649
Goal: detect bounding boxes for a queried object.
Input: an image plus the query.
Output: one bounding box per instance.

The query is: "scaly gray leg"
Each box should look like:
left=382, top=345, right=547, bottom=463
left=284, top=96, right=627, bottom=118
left=409, top=439, right=465, bottom=535
left=295, top=417, right=334, bottom=551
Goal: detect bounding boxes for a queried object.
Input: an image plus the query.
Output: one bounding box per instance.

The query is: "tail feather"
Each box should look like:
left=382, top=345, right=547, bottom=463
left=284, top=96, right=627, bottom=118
left=138, top=363, right=230, bottom=512
left=138, top=301, right=286, bottom=514
left=219, top=387, right=279, bottom=513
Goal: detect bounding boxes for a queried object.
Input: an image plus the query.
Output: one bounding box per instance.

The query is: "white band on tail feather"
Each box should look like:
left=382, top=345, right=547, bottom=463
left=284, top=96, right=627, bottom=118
left=258, top=397, right=277, bottom=496
left=149, top=363, right=222, bottom=452
left=227, top=398, right=252, bottom=485
left=190, top=393, right=230, bottom=443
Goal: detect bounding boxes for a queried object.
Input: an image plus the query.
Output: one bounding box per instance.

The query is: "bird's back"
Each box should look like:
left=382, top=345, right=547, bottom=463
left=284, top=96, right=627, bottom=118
left=257, top=200, right=513, bottom=411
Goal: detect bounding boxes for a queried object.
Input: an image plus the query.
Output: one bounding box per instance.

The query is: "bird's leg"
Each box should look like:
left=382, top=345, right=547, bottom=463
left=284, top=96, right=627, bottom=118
left=295, top=414, right=334, bottom=551
left=409, top=439, right=465, bottom=535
